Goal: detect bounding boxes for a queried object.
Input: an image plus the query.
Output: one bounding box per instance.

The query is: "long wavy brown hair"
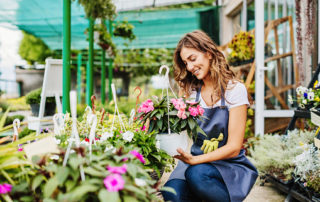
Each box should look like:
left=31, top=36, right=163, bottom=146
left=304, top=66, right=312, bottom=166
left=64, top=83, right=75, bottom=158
left=174, top=30, right=243, bottom=104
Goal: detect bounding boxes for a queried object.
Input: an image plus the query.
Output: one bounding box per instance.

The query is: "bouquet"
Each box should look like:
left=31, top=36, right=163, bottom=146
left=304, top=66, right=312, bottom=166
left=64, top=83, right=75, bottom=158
left=136, top=96, right=206, bottom=139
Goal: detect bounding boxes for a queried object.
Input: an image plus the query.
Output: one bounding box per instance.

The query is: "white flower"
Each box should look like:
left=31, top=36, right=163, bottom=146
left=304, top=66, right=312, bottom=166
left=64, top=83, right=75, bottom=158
left=299, top=103, right=305, bottom=109
left=288, top=95, right=293, bottom=104
left=70, top=149, right=75, bottom=154
left=100, top=132, right=114, bottom=141
left=80, top=140, right=89, bottom=146
left=50, top=155, right=59, bottom=160
left=308, top=92, right=315, bottom=101
left=122, top=131, right=134, bottom=142
left=156, top=140, right=161, bottom=150
left=296, top=86, right=308, bottom=96
left=134, top=178, right=147, bottom=186
left=54, top=138, right=61, bottom=145
left=302, top=99, right=307, bottom=104
left=104, top=145, right=116, bottom=153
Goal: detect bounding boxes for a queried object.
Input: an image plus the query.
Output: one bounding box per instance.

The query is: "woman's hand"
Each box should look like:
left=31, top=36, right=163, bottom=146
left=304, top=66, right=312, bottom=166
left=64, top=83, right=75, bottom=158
left=174, top=148, right=198, bottom=165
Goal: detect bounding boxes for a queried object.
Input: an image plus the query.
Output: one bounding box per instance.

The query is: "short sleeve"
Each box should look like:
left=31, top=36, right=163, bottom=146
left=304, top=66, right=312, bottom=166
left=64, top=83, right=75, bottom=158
left=225, top=82, right=250, bottom=109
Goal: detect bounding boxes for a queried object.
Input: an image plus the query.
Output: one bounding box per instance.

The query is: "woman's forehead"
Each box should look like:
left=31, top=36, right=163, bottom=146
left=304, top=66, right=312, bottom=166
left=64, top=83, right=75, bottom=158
left=180, top=47, right=200, bottom=58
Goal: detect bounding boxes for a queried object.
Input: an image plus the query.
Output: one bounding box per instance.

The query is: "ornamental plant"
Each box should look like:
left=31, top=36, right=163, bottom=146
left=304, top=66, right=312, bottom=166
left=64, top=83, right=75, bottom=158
left=136, top=96, right=206, bottom=139
left=113, top=20, right=136, bottom=41
left=289, top=82, right=320, bottom=109
left=227, top=31, right=255, bottom=66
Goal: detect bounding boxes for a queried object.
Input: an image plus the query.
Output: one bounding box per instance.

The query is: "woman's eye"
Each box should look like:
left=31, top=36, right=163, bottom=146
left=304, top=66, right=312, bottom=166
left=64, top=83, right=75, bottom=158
left=190, top=57, right=196, bottom=61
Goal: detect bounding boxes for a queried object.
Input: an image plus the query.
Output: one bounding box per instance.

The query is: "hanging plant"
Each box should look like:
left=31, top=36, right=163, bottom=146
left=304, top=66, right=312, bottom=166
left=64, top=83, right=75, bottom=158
left=85, top=22, right=116, bottom=56
left=75, top=0, right=117, bottom=20
left=113, top=20, right=136, bottom=41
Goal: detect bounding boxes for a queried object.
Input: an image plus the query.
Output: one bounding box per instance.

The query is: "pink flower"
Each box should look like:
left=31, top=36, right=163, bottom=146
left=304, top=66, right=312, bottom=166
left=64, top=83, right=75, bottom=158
left=177, top=109, right=187, bottom=119
left=188, top=107, right=199, bottom=117
left=130, top=150, right=146, bottom=164
left=140, top=125, right=146, bottom=131
left=122, top=157, right=129, bottom=162
left=18, top=147, right=23, bottom=152
left=0, top=183, right=12, bottom=194
left=186, top=100, right=197, bottom=105
left=104, top=174, right=125, bottom=192
left=138, top=99, right=154, bottom=113
left=197, top=105, right=204, bottom=116
left=107, top=164, right=127, bottom=174
left=171, top=98, right=186, bottom=111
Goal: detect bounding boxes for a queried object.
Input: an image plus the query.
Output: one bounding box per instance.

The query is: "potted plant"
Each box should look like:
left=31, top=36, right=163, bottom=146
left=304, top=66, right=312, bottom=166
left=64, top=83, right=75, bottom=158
left=25, top=88, right=56, bottom=116
left=113, top=20, right=136, bottom=41
left=227, top=31, right=255, bottom=66
left=136, top=96, right=206, bottom=156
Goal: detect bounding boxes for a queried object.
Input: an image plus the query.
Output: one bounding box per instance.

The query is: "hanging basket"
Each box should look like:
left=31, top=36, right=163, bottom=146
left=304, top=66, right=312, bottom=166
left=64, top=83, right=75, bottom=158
left=156, top=131, right=188, bottom=156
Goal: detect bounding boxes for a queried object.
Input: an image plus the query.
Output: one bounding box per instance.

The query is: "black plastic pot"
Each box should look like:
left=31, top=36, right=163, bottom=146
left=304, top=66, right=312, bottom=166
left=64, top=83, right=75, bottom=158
left=30, top=102, right=56, bottom=116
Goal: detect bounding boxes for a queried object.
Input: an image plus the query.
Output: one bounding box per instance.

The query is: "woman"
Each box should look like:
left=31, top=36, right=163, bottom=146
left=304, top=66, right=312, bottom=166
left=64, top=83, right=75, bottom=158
left=161, top=30, right=258, bottom=202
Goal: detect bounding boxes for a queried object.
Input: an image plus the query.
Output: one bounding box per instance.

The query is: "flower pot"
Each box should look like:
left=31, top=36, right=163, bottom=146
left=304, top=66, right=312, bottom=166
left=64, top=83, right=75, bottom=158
left=156, top=131, right=188, bottom=156
left=30, top=103, right=56, bottom=116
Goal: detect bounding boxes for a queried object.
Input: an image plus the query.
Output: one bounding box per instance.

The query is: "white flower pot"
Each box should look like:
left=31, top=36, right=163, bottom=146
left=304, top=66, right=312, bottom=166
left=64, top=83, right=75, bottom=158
left=156, top=131, right=188, bottom=156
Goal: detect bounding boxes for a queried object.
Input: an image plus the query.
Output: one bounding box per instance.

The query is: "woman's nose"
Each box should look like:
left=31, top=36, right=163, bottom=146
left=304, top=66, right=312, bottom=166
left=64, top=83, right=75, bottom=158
left=186, top=62, right=194, bottom=72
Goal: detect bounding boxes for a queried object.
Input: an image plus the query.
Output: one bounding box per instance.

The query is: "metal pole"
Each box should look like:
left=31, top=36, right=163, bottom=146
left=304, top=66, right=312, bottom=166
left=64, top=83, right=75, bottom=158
left=86, top=18, right=94, bottom=107
left=101, top=49, right=106, bottom=104
left=241, top=0, right=247, bottom=31
left=77, top=53, right=82, bottom=104
left=255, top=0, right=265, bottom=136
left=62, top=0, right=71, bottom=113
left=108, top=20, right=113, bottom=101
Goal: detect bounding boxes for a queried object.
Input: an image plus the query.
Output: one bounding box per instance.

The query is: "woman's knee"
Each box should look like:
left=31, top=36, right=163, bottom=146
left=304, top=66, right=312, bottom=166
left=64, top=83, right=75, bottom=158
left=161, top=179, right=193, bottom=202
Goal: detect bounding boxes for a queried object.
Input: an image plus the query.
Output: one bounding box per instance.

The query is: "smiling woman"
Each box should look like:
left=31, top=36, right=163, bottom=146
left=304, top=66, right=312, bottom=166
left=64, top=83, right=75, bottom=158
left=161, top=30, right=258, bottom=202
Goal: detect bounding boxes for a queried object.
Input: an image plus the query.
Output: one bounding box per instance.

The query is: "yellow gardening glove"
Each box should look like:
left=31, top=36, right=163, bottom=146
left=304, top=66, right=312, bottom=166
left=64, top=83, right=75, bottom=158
left=201, top=133, right=224, bottom=154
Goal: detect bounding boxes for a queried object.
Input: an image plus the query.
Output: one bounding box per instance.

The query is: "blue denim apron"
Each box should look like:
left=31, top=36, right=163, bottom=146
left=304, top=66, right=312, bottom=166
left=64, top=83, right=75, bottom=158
left=168, top=87, right=258, bottom=202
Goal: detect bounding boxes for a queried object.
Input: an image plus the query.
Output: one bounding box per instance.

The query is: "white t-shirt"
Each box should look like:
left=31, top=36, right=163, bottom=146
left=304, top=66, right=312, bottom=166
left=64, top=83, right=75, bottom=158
left=189, top=81, right=250, bottom=109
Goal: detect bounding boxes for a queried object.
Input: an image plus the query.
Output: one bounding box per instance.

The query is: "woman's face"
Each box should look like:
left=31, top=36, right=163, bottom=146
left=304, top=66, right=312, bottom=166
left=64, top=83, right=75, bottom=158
left=180, top=46, right=212, bottom=80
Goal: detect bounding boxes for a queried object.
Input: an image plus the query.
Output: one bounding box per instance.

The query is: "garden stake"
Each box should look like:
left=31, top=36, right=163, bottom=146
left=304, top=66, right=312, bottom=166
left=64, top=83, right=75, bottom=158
left=12, top=119, right=20, bottom=142
left=134, top=86, right=142, bottom=113
left=111, top=83, right=126, bottom=133
left=91, top=95, right=96, bottom=113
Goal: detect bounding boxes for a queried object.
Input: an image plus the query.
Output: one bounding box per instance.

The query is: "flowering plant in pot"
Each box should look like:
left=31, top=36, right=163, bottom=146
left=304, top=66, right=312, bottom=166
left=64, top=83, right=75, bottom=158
left=25, top=88, right=56, bottom=116
left=288, top=83, right=320, bottom=109
left=136, top=96, right=206, bottom=156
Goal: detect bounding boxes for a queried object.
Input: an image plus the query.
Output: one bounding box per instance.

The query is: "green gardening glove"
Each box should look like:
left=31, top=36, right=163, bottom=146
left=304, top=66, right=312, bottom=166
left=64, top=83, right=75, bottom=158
left=200, top=133, right=224, bottom=154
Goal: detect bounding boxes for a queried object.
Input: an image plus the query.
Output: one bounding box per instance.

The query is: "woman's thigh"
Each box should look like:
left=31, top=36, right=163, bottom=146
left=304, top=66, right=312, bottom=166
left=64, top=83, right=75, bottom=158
left=185, top=164, right=230, bottom=202
left=161, top=179, right=199, bottom=202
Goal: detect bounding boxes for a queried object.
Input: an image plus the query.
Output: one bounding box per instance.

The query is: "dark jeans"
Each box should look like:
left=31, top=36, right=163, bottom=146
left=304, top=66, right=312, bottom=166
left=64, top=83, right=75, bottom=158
left=161, top=164, right=230, bottom=202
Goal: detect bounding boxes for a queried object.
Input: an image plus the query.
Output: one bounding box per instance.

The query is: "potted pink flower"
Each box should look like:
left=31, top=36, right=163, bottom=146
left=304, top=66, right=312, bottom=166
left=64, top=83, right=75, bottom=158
left=137, top=96, right=206, bottom=155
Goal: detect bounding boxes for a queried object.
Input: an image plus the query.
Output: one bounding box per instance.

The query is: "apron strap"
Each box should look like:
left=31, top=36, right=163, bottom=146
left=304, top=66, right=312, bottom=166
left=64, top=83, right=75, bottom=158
left=196, top=85, right=226, bottom=107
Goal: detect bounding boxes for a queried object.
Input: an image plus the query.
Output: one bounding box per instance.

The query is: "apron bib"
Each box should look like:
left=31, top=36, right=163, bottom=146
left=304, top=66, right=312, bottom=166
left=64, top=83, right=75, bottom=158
left=169, top=87, right=258, bottom=202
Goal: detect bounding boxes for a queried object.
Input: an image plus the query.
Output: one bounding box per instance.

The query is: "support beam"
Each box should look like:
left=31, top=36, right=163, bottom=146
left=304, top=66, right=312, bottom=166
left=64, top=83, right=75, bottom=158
left=86, top=18, right=94, bottom=107
left=108, top=20, right=113, bottom=101
left=77, top=53, right=82, bottom=104
left=101, top=49, right=106, bottom=104
left=255, top=0, right=265, bottom=136
left=62, top=0, right=71, bottom=113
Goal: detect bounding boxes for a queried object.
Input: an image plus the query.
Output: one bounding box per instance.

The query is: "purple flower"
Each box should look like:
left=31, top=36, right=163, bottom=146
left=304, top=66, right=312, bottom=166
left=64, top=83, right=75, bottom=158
left=304, top=92, right=308, bottom=98
left=130, top=150, right=146, bottom=164
left=107, top=164, right=127, bottom=174
left=0, top=183, right=12, bottom=194
left=103, top=174, right=125, bottom=192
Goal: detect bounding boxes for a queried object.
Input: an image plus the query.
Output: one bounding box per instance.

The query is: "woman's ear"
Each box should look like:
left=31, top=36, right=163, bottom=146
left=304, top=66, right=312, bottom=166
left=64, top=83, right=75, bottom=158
left=206, top=52, right=212, bottom=60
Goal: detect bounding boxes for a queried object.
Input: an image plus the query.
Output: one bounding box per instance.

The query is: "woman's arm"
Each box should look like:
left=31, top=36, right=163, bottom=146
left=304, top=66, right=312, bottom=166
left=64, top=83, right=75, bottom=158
left=174, top=105, right=247, bottom=165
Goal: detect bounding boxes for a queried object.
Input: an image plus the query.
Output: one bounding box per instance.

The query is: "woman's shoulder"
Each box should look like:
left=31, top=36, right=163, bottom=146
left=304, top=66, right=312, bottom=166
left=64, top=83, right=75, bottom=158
left=225, top=80, right=249, bottom=108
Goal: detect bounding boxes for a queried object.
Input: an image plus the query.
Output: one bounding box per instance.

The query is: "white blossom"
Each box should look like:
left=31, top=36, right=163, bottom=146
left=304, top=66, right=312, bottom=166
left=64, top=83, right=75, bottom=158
left=134, top=178, right=147, bottom=186
left=100, top=132, right=114, bottom=141
left=302, top=99, right=307, bottom=105
left=122, top=131, right=134, bottom=142
left=50, top=155, right=59, bottom=160
left=54, top=138, right=61, bottom=145
left=156, top=140, right=161, bottom=150
left=104, top=145, right=116, bottom=153
left=288, top=95, right=293, bottom=104
left=307, top=91, right=315, bottom=101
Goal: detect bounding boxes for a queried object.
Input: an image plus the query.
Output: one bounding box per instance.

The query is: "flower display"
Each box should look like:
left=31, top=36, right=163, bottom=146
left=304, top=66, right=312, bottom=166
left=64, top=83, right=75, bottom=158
left=0, top=183, right=12, bottom=194
left=107, top=164, right=128, bottom=174
left=103, top=174, right=125, bottom=192
left=289, top=83, right=320, bottom=109
left=137, top=96, right=206, bottom=138
left=130, top=150, right=146, bottom=164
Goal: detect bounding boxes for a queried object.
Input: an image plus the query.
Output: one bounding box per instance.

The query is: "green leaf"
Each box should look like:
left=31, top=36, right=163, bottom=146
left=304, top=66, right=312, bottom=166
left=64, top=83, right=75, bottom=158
left=123, top=195, right=139, bottom=202
left=56, top=166, right=69, bottom=185
left=65, top=180, right=77, bottom=192
left=44, top=177, right=59, bottom=198
left=196, top=126, right=207, bottom=137
left=160, top=186, right=177, bottom=195
left=70, top=184, right=99, bottom=200
left=125, top=184, right=147, bottom=196
left=84, top=167, right=106, bottom=177
left=188, top=119, right=196, bottom=130
left=156, top=119, right=163, bottom=130
left=181, top=120, right=187, bottom=129
left=126, top=164, right=138, bottom=178
left=98, top=189, right=120, bottom=202
left=32, top=175, right=45, bottom=191
left=0, top=107, right=10, bottom=129
left=168, top=111, right=177, bottom=115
